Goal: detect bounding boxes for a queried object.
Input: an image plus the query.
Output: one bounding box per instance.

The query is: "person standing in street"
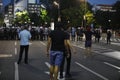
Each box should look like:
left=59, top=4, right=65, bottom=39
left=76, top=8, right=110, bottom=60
left=84, top=26, right=93, bottom=58
left=107, top=29, right=112, bottom=44
left=17, top=25, right=31, bottom=64
left=94, top=29, right=101, bottom=43
left=46, top=22, right=69, bottom=80
left=60, top=26, right=76, bottom=79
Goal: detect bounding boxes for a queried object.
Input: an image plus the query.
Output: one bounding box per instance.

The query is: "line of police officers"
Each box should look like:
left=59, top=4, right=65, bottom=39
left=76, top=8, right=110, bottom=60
left=0, top=26, right=51, bottom=41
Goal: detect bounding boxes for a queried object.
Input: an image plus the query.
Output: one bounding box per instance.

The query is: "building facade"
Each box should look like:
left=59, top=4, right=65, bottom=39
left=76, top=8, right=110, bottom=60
left=4, top=0, right=41, bottom=26
left=0, top=0, right=3, bottom=13
left=27, top=0, right=40, bottom=14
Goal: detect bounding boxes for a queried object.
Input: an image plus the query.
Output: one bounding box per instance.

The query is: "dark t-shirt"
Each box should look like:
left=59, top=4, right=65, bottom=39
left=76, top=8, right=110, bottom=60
left=84, top=31, right=93, bottom=41
left=49, top=29, right=69, bottom=51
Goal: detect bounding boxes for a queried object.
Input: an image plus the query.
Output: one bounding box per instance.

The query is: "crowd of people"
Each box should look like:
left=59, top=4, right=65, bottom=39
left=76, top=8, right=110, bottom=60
left=0, top=26, right=51, bottom=41
left=0, top=25, right=113, bottom=44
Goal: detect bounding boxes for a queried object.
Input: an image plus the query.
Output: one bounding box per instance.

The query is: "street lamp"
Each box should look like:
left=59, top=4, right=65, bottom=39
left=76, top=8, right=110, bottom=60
left=81, top=0, right=87, bottom=28
left=53, top=0, right=61, bottom=22
left=108, top=19, right=111, bottom=28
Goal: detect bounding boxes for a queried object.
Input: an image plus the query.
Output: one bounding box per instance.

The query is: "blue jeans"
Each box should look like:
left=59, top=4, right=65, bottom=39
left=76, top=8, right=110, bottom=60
left=50, top=51, right=63, bottom=66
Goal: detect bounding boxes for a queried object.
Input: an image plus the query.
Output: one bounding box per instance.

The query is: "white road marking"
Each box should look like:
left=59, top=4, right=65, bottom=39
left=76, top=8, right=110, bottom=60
left=114, top=39, right=117, bottom=42
left=111, top=42, right=120, bottom=46
left=118, top=39, right=120, bottom=42
left=15, top=62, right=19, bottom=80
left=73, top=44, right=85, bottom=49
left=15, top=48, right=17, bottom=55
left=15, top=42, right=17, bottom=46
left=45, top=62, right=65, bottom=80
left=0, top=72, right=1, bottom=75
left=45, top=62, right=50, bottom=68
left=0, top=54, right=12, bottom=58
left=105, top=38, right=107, bottom=41
left=14, top=42, right=19, bottom=80
left=75, top=62, right=109, bottom=80
left=29, top=42, right=32, bottom=45
left=102, top=51, right=120, bottom=60
left=104, top=62, right=120, bottom=70
left=40, top=41, right=46, bottom=46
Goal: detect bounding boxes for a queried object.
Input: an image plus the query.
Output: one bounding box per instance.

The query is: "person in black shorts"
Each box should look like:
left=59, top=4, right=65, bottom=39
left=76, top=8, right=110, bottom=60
left=84, top=27, right=93, bottom=58
left=46, top=22, right=69, bottom=80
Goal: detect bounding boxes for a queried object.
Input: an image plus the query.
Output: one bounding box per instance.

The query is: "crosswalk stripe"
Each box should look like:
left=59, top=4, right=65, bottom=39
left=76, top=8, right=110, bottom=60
left=72, top=42, right=120, bottom=60
left=111, top=42, right=120, bottom=46
left=118, top=39, right=120, bottom=41
left=114, top=39, right=117, bottom=42
left=105, top=38, right=107, bottom=41
left=0, top=54, right=12, bottom=58
left=103, top=51, right=120, bottom=60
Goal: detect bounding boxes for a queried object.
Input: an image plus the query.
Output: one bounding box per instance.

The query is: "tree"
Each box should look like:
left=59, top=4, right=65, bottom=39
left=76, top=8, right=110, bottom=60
left=40, top=8, right=50, bottom=25
left=85, top=11, right=94, bottom=25
left=112, top=1, right=120, bottom=29
left=42, top=0, right=93, bottom=27
left=14, top=10, right=30, bottom=26
left=29, top=13, right=40, bottom=26
left=94, top=1, right=120, bottom=30
left=0, top=13, right=4, bottom=26
left=61, top=1, right=93, bottom=27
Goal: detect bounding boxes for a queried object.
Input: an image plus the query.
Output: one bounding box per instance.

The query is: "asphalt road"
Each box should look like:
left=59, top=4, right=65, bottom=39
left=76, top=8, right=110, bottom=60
left=0, top=39, right=120, bottom=80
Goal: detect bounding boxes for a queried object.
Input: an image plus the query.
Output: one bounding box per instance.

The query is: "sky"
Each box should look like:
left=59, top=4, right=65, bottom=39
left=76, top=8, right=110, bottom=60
left=2, top=0, right=118, bottom=7
left=88, top=0, right=118, bottom=5
left=3, top=0, right=11, bottom=7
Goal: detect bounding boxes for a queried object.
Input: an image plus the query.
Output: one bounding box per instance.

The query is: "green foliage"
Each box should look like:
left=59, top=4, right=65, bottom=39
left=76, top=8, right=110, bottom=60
left=62, top=7, right=82, bottom=27
left=14, top=10, right=30, bottom=25
left=112, top=1, right=120, bottom=29
left=61, top=3, right=93, bottom=27
left=0, top=13, right=4, bottom=26
left=40, top=8, right=50, bottom=24
left=85, top=11, right=94, bottom=25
